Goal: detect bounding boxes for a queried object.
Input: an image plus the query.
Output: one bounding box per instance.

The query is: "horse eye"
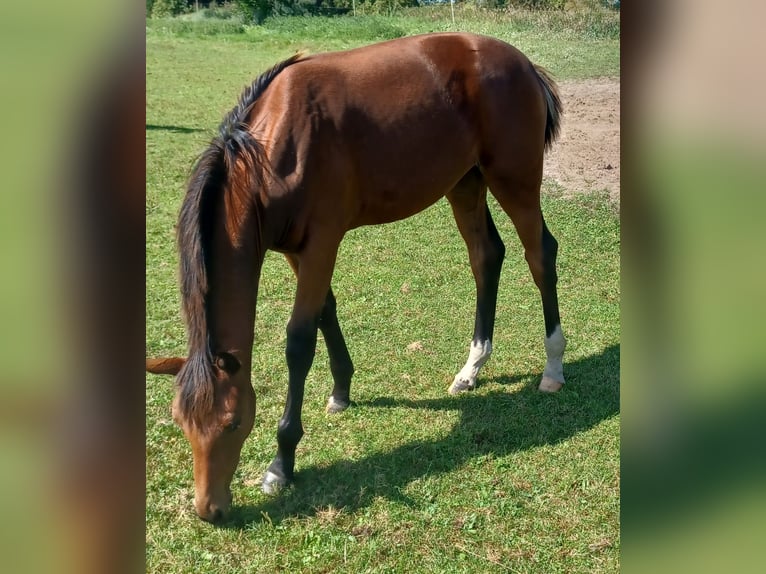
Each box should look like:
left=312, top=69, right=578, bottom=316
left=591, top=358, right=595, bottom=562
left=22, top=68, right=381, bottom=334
left=225, top=419, right=241, bottom=433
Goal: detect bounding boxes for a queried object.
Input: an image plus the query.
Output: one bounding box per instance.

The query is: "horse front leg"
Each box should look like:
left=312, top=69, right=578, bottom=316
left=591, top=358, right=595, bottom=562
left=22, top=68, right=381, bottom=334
left=261, top=315, right=316, bottom=494
left=262, top=242, right=340, bottom=494
left=284, top=254, right=353, bottom=415
left=319, top=288, right=354, bottom=414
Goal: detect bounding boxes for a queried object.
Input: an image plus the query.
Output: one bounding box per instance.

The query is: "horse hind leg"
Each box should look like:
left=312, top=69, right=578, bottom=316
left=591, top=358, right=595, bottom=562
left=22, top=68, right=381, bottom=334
left=284, top=254, right=354, bottom=414
left=446, top=167, right=506, bottom=394
left=485, top=169, right=566, bottom=392
left=538, top=221, right=565, bottom=392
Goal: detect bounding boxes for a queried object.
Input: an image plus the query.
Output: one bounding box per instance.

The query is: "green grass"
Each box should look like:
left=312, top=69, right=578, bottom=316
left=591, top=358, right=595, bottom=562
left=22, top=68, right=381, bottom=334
left=146, top=6, right=619, bottom=79
left=147, top=10, right=619, bottom=573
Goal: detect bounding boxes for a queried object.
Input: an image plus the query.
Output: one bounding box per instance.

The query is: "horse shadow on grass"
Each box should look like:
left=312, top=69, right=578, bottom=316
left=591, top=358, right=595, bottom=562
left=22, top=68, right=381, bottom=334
left=145, top=123, right=206, bottom=134
left=224, top=343, right=619, bottom=528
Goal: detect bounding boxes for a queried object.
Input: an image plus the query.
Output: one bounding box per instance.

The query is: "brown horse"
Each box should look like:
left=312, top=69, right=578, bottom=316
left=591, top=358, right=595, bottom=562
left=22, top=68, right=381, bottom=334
left=147, top=32, right=566, bottom=523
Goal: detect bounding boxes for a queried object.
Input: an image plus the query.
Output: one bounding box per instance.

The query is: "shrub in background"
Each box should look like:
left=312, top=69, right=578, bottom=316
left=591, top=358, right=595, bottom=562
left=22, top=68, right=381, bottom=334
left=202, top=2, right=243, bottom=19
left=234, top=0, right=274, bottom=22
left=151, top=0, right=189, bottom=17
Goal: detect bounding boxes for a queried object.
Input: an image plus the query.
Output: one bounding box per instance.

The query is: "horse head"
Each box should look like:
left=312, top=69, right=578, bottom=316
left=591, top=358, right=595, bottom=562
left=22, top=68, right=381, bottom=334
left=147, top=354, right=255, bottom=523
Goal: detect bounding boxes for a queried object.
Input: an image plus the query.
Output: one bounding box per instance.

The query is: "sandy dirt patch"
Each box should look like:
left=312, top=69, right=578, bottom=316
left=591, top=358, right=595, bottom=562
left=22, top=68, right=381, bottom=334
left=543, top=77, right=620, bottom=205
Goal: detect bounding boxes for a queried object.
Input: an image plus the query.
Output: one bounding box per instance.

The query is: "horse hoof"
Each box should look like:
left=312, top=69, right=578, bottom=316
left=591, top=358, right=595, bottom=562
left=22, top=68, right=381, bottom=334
left=448, top=377, right=475, bottom=395
left=539, top=376, right=564, bottom=393
left=261, top=471, right=290, bottom=495
left=326, top=396, right=350, bottom=414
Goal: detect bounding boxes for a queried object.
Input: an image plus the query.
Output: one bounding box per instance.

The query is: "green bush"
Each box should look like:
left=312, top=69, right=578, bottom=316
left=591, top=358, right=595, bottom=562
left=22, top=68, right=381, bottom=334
left=233, top=0, right=273, bottom=23
left=151, top=0, right=188, bottom=17
left=351, top=0, right=415, bottom=17
left=202, top=3, right=243, bottom=19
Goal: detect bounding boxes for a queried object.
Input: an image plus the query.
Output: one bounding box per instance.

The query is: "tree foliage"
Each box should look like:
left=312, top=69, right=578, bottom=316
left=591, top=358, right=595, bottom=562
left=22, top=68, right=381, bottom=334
left=233, top=0, right=274, bottom=23
left=151, top=0, right=189, bottom=17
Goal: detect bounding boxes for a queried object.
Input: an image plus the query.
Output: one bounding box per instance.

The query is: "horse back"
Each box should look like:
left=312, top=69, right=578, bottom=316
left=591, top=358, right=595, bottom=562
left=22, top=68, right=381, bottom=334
left=250, top=34, right=547, bottom=247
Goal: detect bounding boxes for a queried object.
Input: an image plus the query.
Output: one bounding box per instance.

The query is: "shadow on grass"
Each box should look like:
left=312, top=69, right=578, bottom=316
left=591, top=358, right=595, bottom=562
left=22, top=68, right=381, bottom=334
left=146, top=123, right=206, bottom=133
left=224, top=343, right=619, bottom=528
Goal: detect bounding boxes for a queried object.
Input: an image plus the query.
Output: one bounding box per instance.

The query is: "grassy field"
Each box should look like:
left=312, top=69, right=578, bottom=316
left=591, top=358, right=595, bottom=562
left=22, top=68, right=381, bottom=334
left=147, top=8, right=620, bottom=573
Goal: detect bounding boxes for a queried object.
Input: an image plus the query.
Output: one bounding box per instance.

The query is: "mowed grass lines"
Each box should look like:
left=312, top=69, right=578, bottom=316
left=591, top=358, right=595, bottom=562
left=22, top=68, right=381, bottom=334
left=147, top=16, right=619, bottom=574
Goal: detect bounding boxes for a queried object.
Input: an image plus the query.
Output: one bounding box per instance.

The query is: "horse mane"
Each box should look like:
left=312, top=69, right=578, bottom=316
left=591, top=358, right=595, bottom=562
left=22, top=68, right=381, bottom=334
left=531, top=64, right=563, bottom=152
left=175, top=53, right=305, bottom=424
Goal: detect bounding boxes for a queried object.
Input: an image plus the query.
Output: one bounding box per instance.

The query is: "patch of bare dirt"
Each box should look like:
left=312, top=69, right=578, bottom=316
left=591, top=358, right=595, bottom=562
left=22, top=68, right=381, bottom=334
left=543, top=77, right=620, bottom=205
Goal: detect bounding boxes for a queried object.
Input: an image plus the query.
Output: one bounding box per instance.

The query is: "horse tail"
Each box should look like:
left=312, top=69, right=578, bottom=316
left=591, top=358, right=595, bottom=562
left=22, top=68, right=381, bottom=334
left=532, top=64, right=563, bottom=151
left=174, top=53, right=305, bottom=423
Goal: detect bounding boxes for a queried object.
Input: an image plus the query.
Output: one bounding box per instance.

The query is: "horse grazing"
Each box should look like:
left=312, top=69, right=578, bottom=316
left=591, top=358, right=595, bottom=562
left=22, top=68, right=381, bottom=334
left=147, top=32, right=566, bottom=523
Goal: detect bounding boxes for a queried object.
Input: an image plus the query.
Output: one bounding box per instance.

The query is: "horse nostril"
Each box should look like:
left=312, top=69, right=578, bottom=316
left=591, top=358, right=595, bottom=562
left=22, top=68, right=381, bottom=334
left=210, top=508, right=223, bottom=523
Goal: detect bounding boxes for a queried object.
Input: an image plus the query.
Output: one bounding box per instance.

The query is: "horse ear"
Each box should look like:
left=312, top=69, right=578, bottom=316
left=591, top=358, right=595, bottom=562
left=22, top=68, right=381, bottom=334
left=214, top=352, right=241, bottom=376
left=146, top=357, right=186, bottom=376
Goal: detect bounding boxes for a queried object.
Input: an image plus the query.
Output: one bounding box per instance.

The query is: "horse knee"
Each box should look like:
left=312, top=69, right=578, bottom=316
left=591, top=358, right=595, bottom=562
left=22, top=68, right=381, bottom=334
left=285, top=321, right=318, bottom=373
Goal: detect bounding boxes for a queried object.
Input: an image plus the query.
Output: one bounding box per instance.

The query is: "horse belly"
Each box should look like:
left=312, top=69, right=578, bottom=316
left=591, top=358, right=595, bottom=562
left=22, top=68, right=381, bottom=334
left=347, top=119, right=477, bottom=227
left=350, top=177, right=460, bottom=227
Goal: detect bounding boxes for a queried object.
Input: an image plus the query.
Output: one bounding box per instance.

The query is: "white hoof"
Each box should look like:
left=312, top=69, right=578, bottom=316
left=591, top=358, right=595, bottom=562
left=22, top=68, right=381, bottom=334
left=261, top=470, right=290, bottom=495
left=448, top=377, right=475, bottom=395
left=326, top=396, right=350, bottom=414
left=539, top=376, right=564, bottom=393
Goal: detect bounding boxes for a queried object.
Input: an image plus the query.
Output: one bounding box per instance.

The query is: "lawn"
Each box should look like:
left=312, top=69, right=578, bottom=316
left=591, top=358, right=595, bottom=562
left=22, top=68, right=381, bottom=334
left=147, top=8, right=620, bottom=573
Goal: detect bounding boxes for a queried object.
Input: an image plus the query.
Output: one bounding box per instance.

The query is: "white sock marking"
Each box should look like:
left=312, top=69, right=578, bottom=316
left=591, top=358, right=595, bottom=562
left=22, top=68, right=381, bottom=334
left=542, top=325, right=566, bottom=384
left=451, top=339, right=492, bottom=391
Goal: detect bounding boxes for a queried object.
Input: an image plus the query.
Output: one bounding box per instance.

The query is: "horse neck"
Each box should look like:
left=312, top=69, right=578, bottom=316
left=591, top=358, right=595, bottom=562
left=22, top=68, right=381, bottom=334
left=205, top=214, right=264, bottom=371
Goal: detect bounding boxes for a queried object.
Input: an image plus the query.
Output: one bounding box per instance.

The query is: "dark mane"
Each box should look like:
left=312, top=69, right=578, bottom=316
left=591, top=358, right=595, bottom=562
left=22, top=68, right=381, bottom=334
left=175, top=53, right=305, bottom=424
